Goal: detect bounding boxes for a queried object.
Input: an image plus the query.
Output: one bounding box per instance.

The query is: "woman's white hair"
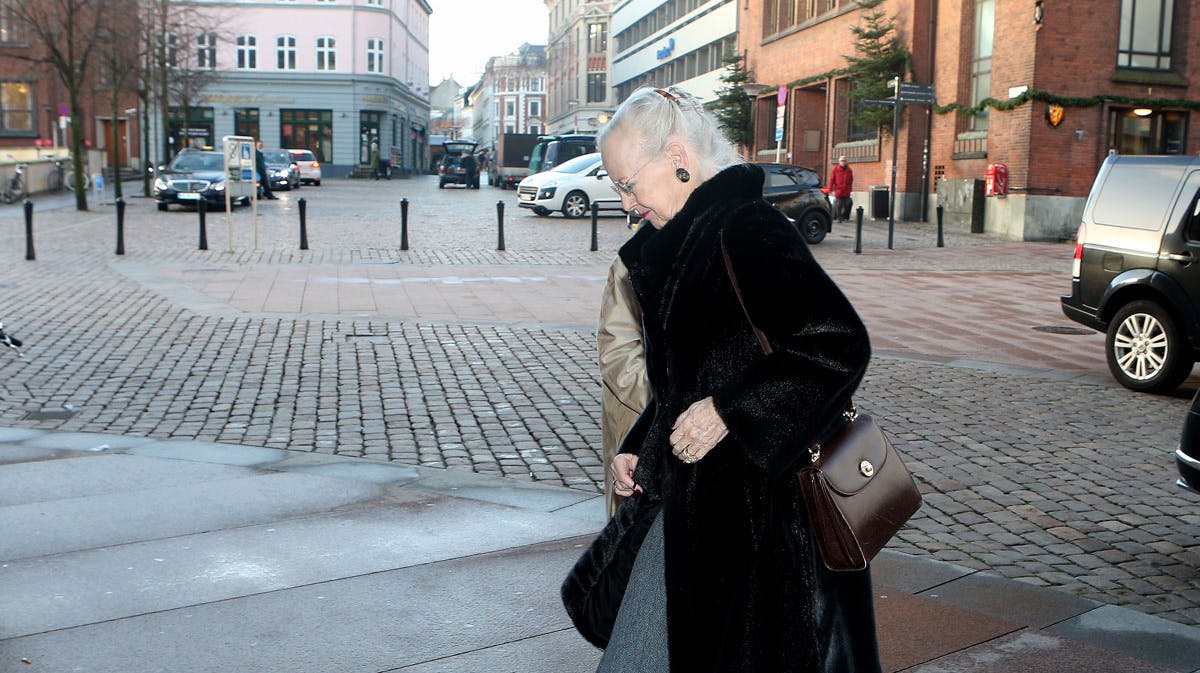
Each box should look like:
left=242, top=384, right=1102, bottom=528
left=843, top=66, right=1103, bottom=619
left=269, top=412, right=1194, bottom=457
left=598, top=86, right=743, bottom=182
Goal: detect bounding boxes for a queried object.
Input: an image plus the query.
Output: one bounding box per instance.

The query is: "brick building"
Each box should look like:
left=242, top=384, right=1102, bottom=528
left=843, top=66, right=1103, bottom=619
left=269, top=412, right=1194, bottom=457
left=0, top=0, right=140, bottom=192
left=741, top=0, right=1200, bottom=241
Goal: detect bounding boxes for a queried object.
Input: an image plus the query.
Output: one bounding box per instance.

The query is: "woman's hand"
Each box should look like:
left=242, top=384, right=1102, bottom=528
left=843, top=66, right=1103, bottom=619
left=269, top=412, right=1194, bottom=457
left=670, top=397, right=728, bottom=464
left=612, top=453, right=642, bottom=496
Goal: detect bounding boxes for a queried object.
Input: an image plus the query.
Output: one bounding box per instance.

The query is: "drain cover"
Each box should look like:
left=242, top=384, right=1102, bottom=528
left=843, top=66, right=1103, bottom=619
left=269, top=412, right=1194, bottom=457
left=24, top=407, right=76, bottom=421
left=1032, top=325, right=1094, bottom=335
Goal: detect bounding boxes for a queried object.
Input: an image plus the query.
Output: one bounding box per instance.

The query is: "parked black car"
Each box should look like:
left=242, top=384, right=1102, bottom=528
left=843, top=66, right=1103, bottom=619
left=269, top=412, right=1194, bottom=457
left=438, top=140, right=479, bottom=188
left=1060, top=154, right=1200, bottom=392
left=1177, top=389, right=1200, bottom=494
left=262, top=149, right=300, bottom=191
left=154, top=150, right=250, bottom=211
left=755, top=162, right=834, bottom=244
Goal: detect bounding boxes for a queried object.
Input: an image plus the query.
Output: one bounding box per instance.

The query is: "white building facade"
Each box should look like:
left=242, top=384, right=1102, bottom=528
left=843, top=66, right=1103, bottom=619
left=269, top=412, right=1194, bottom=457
left=610, top=0, right=738, bottom=104
left=468, top=44, right=547, bottom=153
left=545, top=0, right=616, bottom=135
left=151, top=0, right=432, bottom=177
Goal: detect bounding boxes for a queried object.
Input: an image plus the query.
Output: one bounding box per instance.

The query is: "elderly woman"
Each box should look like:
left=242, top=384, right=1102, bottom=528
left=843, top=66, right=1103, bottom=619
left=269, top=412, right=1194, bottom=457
left=585, top=87, right=880, bottom=672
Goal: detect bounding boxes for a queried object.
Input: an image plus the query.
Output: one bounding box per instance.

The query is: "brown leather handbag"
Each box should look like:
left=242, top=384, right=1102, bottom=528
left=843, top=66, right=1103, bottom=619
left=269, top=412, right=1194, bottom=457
left=722, top=237, right=922, bottom=572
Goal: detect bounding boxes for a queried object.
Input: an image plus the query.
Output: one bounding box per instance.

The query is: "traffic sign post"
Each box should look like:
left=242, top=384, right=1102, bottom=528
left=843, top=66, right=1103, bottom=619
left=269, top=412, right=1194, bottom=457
left=860, top=79, right=937, bottom=249
left=775, top=85, right=787, bottom=163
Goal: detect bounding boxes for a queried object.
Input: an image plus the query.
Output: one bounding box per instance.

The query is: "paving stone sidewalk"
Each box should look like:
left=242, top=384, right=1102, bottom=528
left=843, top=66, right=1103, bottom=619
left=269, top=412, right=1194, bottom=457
left=1, top=177, right=1197, bottom=628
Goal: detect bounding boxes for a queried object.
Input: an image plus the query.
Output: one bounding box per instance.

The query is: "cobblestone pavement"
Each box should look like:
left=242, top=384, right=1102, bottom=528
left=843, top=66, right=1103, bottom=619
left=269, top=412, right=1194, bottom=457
left=1, top=177, right=1198, bottom=627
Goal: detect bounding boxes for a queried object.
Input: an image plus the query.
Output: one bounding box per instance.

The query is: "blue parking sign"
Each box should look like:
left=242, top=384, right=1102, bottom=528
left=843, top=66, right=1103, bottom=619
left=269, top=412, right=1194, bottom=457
left=775, top=128, right=784, bottom=142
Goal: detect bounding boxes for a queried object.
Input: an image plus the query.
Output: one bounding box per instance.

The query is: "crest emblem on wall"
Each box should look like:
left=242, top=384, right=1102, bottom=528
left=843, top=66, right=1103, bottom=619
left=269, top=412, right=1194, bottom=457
left=1046, top=104, right=1065, bottom=127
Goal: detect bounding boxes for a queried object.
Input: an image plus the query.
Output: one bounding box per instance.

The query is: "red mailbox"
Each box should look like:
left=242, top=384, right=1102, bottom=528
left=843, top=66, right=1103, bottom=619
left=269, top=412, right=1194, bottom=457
left=985, top=162, right=1008, bottom=197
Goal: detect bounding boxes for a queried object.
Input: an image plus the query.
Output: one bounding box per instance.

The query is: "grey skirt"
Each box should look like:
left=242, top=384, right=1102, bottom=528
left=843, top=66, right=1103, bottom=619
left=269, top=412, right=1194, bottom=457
left=595, top=511, right=668, bottom=672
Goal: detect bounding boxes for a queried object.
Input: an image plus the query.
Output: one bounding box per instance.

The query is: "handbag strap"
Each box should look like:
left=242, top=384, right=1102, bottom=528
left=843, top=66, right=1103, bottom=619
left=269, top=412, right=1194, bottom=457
left=721, top=233, right=857, bottom=463
left=720, top=234, right=772, bottom=356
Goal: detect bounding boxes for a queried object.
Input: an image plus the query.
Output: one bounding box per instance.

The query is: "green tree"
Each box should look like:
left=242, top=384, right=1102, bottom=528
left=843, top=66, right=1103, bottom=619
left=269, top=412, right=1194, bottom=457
left=845, top=0, right=910, bottom=134
left=709, top=53, right=754, bottom=149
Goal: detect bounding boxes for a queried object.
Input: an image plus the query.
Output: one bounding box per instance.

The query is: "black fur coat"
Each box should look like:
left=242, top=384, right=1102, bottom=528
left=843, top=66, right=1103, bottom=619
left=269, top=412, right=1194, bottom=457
left=616, top=163, right=880, bottom=672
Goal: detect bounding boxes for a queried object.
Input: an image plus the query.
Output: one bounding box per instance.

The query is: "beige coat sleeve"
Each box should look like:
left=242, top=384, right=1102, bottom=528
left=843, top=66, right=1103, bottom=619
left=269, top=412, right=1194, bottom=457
left=598, top=256, right=649, bottom=515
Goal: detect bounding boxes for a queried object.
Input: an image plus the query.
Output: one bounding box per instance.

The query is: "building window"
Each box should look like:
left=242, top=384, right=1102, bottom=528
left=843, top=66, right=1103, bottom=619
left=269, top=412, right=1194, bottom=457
left=281, top=109, right=334, bottom=162
left=236, top=35, right=257, bottom=69
left=1118, top=0, right=1174, bottom=70
left=162, top=32, right=178, bottom=68
left=0, top=1, right=26, bottom=44
left=505, top=124, right=515, bottom=133
left=587, top=22, right=607, bottom=53
left=529, top=124, right=540, bottom=135
left=587, top=73, right=606, bottom=103
left=276, top=35, right=296, bottom=70
left=969, top=0, right=994, bottom=132
left=366, top=0, right=382, bottom=4
left=316, top=37, right=337, bottom=71
left=1109, top=109, right=1187, bottom=154
left=235, top=108, right=260, bottom=140
left=529, top=99, right=541, bottom=117
left=530, top=77, right=541, bottom=92
left=197, top=33, right=217, bottom=69
left=366, top=38, right=384, bottom=73
left=504, top=99, right=516, bottom=118
left=0, top=81, right=34, bottom=133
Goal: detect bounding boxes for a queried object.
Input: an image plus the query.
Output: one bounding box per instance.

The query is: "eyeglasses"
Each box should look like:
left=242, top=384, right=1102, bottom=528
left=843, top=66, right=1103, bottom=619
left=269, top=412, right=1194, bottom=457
left=610, top=155, right=658, bottom=198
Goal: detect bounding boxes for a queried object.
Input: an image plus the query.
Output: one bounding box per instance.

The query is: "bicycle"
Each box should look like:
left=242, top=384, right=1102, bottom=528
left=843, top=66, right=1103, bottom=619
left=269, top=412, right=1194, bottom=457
left=65, top=165, right=92, bottom=192
left=0, top=321, right=23, bottom=358
left=2, top=156, right=27, bottom=204
left=47, top=159, right=65, bottom=193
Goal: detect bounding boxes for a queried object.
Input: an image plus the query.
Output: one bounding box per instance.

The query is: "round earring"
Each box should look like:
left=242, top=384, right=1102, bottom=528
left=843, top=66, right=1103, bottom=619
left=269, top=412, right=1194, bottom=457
left=675, top=167, right=691, bottom=183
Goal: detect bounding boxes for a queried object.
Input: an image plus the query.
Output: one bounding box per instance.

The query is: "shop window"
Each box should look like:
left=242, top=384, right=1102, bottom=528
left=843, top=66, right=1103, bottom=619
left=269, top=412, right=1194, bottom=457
left=280, top=109, right=333, bottom=162
left=235, top=108, right=259, bottom=140
left=1109, top=108, right=1187, bottom=155
left=0, top=81, right=33, bottom=133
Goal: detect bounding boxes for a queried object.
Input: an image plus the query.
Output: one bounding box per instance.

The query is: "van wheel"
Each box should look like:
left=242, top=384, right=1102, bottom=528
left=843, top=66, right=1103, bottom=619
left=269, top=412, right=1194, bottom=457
left=1106, top=300, right=1194, bottom=392
left=562, top=190, right=590, bottom=218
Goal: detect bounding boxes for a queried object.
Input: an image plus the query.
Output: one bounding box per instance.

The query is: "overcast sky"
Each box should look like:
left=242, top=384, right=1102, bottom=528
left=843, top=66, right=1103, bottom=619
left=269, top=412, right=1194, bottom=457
left=427, top=0, right=550, bottom=87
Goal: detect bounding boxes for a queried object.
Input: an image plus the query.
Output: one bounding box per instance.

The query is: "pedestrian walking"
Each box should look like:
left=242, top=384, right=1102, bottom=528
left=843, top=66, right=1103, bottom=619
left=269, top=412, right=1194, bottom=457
left=255, top=141, right=278, bottom=200
left=829, top=155, right=853, bottom=221
left=563, top=86, right=880, bottom=673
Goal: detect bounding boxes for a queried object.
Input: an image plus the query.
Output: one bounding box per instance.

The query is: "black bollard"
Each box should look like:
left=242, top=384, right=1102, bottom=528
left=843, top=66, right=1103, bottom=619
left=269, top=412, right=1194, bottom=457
left=23, top=199, right=34, bottom=261
left=936, top=204, right=945, bottom=248
left=298, top=197, right=309, bottom=250
left=590, top=201, right=599, bottom=252
left=198, top=198, right=208, bottom=251
left=854, top=206, right=864, bottom=255
left=496, top=200, right=505, bottom=251
left=115, top=197, right=126, bottom=255
left=400, top=197, right=409, bottom=251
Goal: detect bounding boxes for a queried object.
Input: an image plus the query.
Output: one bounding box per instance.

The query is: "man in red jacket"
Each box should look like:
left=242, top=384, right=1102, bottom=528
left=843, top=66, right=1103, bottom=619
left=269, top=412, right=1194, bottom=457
left=829, top=155, right=853, bottom=222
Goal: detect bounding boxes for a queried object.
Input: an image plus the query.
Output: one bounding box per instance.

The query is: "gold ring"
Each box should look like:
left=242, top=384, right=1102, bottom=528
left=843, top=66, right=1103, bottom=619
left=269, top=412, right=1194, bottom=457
left=682, top=453, right=698, bottom=464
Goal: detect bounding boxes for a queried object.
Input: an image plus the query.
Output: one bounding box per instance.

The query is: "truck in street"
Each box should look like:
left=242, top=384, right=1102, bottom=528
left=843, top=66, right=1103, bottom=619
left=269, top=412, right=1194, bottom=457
left=490, top=133, right=539, bottom=190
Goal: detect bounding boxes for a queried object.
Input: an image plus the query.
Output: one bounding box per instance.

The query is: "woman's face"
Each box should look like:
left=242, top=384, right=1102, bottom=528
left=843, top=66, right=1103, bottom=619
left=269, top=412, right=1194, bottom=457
left=601, top=129, right=695, bottom=229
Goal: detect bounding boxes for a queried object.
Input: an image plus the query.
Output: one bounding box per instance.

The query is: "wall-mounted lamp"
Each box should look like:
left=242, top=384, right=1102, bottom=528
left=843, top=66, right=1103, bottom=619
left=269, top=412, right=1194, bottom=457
left=1033, top=1, right=1044, bottom=24
left=740, top=83, right=771, bottom=99
left=1133, top=108, right=1154, bottom=117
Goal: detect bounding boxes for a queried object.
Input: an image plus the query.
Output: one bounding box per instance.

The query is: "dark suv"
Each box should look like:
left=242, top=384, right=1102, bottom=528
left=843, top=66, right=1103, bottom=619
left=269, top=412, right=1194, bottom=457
left=437, top=140, right=478, bottom=188
left=755, top=163, right=834, bottom=244
left=1061, top=154, right=1200, bottom=392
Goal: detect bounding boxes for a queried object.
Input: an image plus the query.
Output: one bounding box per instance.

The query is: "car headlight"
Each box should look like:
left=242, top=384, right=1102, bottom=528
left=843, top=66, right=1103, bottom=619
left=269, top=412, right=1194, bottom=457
left=212, top=182, right=225, bottom=191
left=154, top=177, right=169, bottom=191
left=538, top=187, right=557, bottom=200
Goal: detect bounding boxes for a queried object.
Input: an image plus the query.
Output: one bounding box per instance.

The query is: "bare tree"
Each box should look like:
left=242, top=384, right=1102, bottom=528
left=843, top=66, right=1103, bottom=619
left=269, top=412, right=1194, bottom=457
left=8, top=0, right=114, bottom=210
left=95, top=0, right=141, bottom=199
left=140, top=0, right=225, bottom=166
